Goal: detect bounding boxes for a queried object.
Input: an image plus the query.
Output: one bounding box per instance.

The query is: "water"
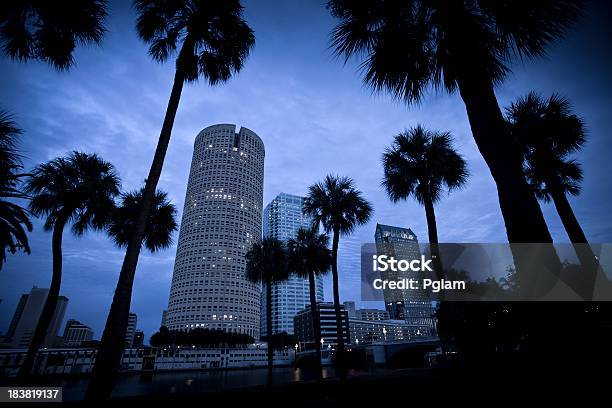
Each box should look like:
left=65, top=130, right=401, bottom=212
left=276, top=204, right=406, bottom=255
left=45, top=366, right=380, bottom=401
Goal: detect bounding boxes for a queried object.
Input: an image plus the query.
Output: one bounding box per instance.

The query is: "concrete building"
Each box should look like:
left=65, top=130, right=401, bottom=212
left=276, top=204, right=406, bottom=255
left=343, top=301, right=357, bottom=319
left=5, top=287, right=68, bottom=348
left=0, top=346, right=294, bottom=377
left=261, top=193, right=324, bottom=337
left=165, top=124, right=265, bottom=338
left=349, top=319, right=428, bottom=345
left=356, top=308, right=390, bottom=321
left=124, top=313, right=137, bottom=348
left=374, top=223, right=436, bottom=334
left=293, top=303, right=350, bottom=348
left=62, top=320, right=94, bottom=347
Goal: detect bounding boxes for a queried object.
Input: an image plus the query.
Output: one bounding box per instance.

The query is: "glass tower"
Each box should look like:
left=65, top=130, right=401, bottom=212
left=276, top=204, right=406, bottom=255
left=261, top=193, right=324, bottom=337
left=374, top=223, right=436, bottom=334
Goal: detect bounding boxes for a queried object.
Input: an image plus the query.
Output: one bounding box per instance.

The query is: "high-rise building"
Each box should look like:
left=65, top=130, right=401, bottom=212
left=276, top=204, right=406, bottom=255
left=293, top=303, right=350, bottom=348
left=124, top=312, right=137, bottom=348
left=6, top=287, right=68, bottom=348
left=62, top=319, right=94, bottom=347
left=261, top=193, right=324, bottom=337
left=374, top=224, right=435, bottom=334
left=165, top=124, right=265, bottom=339
left=343, top=301, right=357, bottom=319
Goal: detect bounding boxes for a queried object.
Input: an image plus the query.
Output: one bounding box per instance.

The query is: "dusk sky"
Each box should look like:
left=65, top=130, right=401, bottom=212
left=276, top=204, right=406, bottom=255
left=1, top=0, right=611, bottom=342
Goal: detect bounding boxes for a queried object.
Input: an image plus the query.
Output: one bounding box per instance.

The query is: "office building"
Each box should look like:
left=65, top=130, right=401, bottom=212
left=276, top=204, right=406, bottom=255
left=349, top=319, right=428, bottom=345
left=165, top=124, right=265, bottom=338
left=261, top=193, right=324, bottom=337
left=124, top=313, right=137, bottom=348
left=5, top=287, right=68, bottom=348
left=62, top=319, right=94, bottom=347
left=356, top=308, right=390, bottom=321
left=293, top=303, right=349, bottom=348
left=374, top=223, right=436, bottom=334
left=343, top=301, right=357, bottom=319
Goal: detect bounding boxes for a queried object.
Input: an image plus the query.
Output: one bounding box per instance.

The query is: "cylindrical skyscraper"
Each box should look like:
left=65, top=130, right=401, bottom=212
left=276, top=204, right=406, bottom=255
left=165, top=124, right=265, bottom=338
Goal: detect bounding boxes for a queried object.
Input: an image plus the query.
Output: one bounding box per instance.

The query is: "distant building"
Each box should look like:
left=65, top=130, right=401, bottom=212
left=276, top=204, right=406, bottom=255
left=124, top=313, right=137, bottom=348
left=62, top=320, right=94, bottom=347
left=161, top=310, right=168, bottom=328
left=356, top=308, right=390, bottom=321
left=349, top=319, right=428, bottom=345
left=293, top=303, right=349, bottom=348
left=132, top=331, right=144, bottom=348
left=261, top=193, right=324, bottom=336
left=374, top=223, right=436, bottom=334
left=343, top=301, right=357, bottom=319
left=5, top=287, right=68, bottom=348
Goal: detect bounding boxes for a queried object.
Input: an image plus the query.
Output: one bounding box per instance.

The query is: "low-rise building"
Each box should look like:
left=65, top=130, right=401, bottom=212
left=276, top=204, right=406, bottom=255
left=293, top=303, right=350, bottom=349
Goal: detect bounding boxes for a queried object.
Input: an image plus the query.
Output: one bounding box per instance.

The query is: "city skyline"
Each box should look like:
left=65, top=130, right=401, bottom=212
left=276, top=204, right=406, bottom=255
left=1, top=0, right=612, bottom=341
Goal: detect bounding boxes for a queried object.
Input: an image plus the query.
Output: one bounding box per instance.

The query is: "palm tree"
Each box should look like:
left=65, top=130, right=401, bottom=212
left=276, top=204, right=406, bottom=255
left=106, top=188, right=178, bottom=252
left=287, top=227, right=331, bottom=375
left=303, top=175, right=372, bottom=356
left=381, top=126, right=468, bottom=279
left=0, top=0, right=107, bottom=69
left=87, top=1, right=254, bottom=399
left=18, top=152, right=120, bottom=379
left=0, top=112, right=32, bottom=269
left=245, top=237, right=290, bottom=382
left=326, top=0, right=583, bottom=248
left=506, top=92, right=599, bottom=279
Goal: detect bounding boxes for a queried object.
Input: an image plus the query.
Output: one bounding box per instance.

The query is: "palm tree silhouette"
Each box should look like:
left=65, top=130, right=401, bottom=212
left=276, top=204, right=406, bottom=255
left=303, top=175, right=372, bottom=357
left=87, top=1, right=254, bottom=399
left=287, top=227, right=331, bottom=376
left=18, top=152, right=120, bottom=379
left=245, top=237, right=290, bottom=384
left=0, top=0, right=107, bottom=69
left=0, top=112, right=31, bottom=269
left=326, top=0, right=582, bottom=248
left=506, top=92, right=600, bottom=287
left=106, top=188, right=178, bottom=252
left=382, top=126, right=468, bottom=279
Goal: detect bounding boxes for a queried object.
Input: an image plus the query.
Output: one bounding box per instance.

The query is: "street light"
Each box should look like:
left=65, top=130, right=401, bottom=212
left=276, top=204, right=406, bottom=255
left=382, top=327, right=387, bottom=342
left=321, top=338, right=324, bottom=345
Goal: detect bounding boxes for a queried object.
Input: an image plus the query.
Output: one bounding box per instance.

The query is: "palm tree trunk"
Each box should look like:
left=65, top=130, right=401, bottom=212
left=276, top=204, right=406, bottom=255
left=550, top=188, right=588, bottom=244
left=457, top=78, right=553, bottom=243
left=423, top=195, right=444, bottom=281
left=457, top=76, right=561, bottom=291
left=550, top=187, right=600, bottom=297
left=330, top=228, right=345, bottom=356
left=266, top=281, right=273, bottom=385
left=17, top=213, right=68, bottom=380
left=86, top=64, right=187, bottom=400
left=308, top=270, right=322, bottom=376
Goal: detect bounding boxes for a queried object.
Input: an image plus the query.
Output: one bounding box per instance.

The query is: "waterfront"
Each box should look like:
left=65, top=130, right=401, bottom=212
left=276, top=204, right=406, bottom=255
left=39, top=366, right=383, bottom=401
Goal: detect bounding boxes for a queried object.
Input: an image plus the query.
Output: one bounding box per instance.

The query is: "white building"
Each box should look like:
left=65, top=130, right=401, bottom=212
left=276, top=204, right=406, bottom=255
left=165, top=124, right=265, bottom=339
left=5, top=287, right=68, bottom=348
left=261, top=193, right=324, bottom=337
left=0, top=346, right=294, bottom=377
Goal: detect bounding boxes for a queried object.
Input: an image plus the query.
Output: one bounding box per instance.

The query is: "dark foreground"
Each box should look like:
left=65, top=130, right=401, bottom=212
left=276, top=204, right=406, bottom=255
left=20, top=360, right=606, bottom=406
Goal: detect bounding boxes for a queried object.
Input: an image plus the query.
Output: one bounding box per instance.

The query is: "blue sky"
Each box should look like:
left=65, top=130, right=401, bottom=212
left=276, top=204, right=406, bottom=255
left=1, top=0, right=611, bottom=342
